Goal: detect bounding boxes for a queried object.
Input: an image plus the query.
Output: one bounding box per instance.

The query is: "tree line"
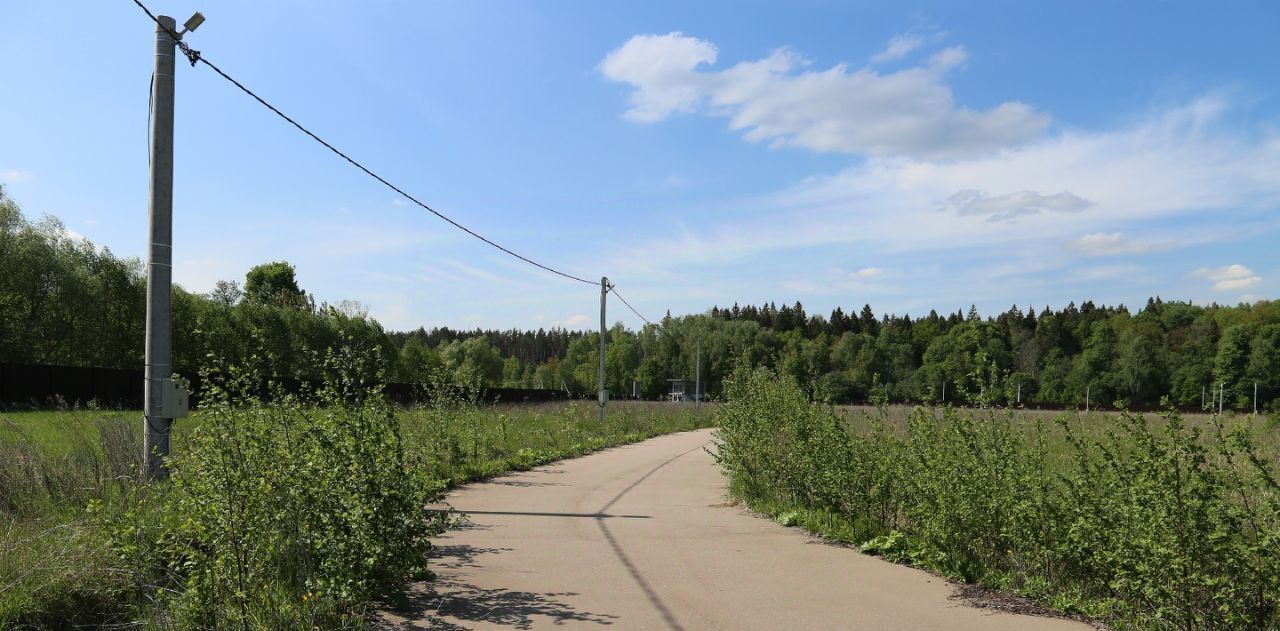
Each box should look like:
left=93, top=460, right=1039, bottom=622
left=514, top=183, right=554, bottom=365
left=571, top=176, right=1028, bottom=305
left=2, top=186, right=1277, bottom=410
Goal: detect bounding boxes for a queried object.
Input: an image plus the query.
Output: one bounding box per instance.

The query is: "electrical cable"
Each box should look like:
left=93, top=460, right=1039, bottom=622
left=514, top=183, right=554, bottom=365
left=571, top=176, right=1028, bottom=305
left=609, top=285, right=656, bottom=327
left=128, top=0, right=597, bottom=286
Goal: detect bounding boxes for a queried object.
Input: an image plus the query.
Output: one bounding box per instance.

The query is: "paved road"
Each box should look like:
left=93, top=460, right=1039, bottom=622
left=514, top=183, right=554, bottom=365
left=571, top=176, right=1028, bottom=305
left=378, top=428, right=1090, bottom=630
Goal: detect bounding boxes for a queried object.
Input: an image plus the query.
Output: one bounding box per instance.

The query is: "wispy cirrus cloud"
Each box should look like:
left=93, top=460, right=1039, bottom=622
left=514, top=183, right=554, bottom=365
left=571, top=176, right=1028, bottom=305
left=1, top=169, right=34, bottom=183
left=781, top=266, right=894, bottom=297
left=870, top=34, right=924, bottom=64
left=1067, top=232, right=1163, bottom=256
left=627, top=97, right=1271, bottom=249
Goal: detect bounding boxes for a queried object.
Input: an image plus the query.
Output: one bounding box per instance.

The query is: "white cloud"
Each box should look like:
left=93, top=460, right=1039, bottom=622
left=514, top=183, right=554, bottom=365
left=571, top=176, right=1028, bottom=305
left=557, top=314, right=591, bottom=329
left=1217, top=277, right=1262, bottom=291
left=942, top=189, right=1093, bottom=222
left=61, top=228, right=89, bottom=242
left=1068, top=232, right=1160, bottom=256
left=781, top=267, right=892, bottom=296
left=604, top=97, right=1280, bottom=285
left=598, top=32, right=719, bottom=123
left=1, top=169, right=34, bottom=183
left=1194, top=264, right=1262, bottom=291
left=870, top=35, right=924, bottom=64
left=600, top=32, right=1048, bottom=159
left=927, top=46, right=968, bottom=73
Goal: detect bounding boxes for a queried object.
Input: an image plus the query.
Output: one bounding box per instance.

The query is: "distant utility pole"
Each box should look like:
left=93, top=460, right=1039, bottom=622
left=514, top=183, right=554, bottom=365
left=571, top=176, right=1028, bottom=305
left=1202, top=386, right=1206, bottom=410
left=695, top=337, right=702, bottom=417
left=1254, top=382, right=1259, bottom=415
left=1219, top=382, right=1225, bottom=415
left=1086, top=385, right=1090, bottom=413
left=598, top=277, right=609, bottom=421
left=1016, top=382, right=1022, bottom=406
left=941, top=381, right=946, bottom=403
left=143, top=13, right=201, bottom=480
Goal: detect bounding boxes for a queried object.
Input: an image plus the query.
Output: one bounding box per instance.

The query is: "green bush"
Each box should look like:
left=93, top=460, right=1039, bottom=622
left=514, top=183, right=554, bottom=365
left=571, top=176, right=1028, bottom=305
left=3, top=344, right=708, bottom=628
left=714, top=360, right=1280, bottom=629
left=99, top=341, right=447, bottom=628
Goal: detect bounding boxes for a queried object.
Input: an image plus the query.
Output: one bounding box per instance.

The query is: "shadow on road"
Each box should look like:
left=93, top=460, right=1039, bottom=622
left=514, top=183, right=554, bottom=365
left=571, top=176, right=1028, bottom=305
left=377, top=545, right=619, bottom=629
left=455, top=509, right=650, bottom=519
left=385, top=440, right=710, bottom=629
left=430, top=544, right=515, bottom=570
left=488, top=479, right=567, bottom=487
left=588, top=442, right=710, bottom=631
left=379, top=579, right=618, bottom=630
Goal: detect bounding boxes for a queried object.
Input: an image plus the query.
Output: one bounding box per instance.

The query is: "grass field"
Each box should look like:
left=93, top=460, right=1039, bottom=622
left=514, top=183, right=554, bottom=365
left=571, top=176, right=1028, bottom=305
left=835, top=403, right=1280, bottom=461
left=0, top=399, right=708, bottom=629
left=8, top=393, right=1277, bottom=629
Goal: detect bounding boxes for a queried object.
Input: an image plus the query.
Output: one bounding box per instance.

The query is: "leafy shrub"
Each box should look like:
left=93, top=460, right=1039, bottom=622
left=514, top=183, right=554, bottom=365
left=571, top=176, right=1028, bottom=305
left=714, top=360, right=1280, bottom=629
left=5, top=346, right=708, bottom=628
left=101, top=338, right=447, bottom=628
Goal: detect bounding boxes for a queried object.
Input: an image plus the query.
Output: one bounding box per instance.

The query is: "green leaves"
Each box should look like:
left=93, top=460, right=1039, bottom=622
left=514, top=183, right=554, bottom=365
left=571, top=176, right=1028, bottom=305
left=715, top=363, right=1280, bottom=629
left=103, top=340, right=448, bottom=628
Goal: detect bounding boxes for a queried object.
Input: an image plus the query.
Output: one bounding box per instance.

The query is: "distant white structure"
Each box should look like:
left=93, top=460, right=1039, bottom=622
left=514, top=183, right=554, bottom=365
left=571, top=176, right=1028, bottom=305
left=667, top=378, right=697, bottom=403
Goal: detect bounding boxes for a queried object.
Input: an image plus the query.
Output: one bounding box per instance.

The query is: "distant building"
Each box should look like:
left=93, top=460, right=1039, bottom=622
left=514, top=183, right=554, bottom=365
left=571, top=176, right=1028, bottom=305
left=667, top=378, right=698, bottom=403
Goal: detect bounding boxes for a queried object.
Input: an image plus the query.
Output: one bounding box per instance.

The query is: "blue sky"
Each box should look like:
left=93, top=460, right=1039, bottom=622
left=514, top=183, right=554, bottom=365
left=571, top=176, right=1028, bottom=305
left=3, top=1, right=1278, bottom=331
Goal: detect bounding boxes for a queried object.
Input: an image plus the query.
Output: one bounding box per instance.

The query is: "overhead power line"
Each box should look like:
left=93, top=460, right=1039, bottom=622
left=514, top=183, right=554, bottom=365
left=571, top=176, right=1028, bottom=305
left=128, top=0, right=596, bottom=286
left=609, top=286, right=656, bottom=327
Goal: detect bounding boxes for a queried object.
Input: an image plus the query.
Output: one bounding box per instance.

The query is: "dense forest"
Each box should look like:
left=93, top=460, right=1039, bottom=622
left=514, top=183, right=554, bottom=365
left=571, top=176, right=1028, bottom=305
left=3, top=186, right=1278, bottom=410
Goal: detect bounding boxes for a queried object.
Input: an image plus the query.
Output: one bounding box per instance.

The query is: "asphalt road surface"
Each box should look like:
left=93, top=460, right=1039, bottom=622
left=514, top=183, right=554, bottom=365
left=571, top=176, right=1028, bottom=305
left=377, top=428, right=1091, bottom=630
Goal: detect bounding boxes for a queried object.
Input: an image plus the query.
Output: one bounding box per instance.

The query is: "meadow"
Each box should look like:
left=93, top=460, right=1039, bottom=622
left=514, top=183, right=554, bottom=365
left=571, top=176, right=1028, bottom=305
left=716, top=362, right=1280, bottom=630
left=0, top=388, right=707, bottom=629
left=8, top=362, right=1279, bottom=631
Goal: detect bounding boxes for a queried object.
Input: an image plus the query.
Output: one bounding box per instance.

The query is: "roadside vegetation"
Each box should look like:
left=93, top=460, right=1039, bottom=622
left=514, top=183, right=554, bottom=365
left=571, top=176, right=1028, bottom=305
left=715, top=360, right=1280, bottom=630
left=0, top=350, right=707, bottom=629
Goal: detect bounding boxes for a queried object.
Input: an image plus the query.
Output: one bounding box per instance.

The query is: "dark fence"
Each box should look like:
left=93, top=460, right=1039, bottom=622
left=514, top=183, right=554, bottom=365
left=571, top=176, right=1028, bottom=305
left=0, top=363, right=567, bottom=409
left=1, top=363, right=144, bottom=408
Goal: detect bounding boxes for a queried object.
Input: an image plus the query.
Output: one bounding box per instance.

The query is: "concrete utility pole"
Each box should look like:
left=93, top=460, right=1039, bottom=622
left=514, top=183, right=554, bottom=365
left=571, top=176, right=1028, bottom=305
left=941, top=381, right=946, bottom=403
left=598, top=277, right=609, bottom=421
left=143, top=13, right=201, bottom=481
left=695, top=337, right=702, bottom=417
left=1017, top=382, right=1022, bottom=406
left=1219, top=382, right=1225, bottom=415
left=143, top=15, right=179, bottom=481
